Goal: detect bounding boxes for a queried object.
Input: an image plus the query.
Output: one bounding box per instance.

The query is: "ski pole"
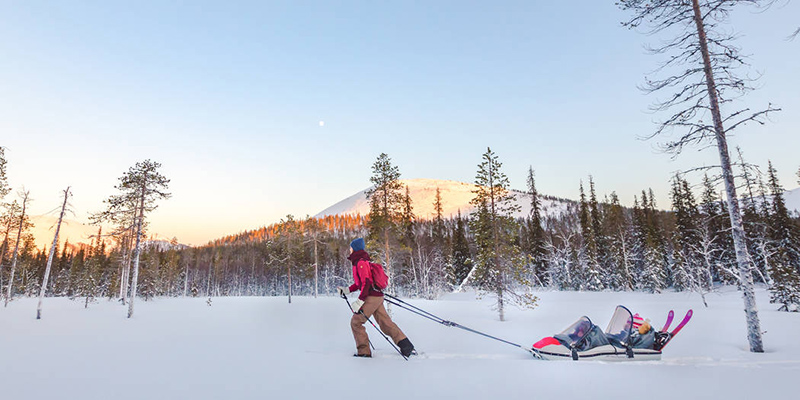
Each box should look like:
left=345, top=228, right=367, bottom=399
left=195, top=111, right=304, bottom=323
left=341, top=293, right=375, bottom=351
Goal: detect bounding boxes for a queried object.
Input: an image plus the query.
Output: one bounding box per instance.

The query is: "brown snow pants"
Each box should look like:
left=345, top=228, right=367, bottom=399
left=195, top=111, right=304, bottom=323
left=351, top=295, right=407, bottom=357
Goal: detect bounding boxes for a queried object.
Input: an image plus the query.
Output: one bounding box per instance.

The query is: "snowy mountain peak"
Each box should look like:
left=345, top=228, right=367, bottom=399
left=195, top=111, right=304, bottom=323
left=314, top=178, right=573, bottom=220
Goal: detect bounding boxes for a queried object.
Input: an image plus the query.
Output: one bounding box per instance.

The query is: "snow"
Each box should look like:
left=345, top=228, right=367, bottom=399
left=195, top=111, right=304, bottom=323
left=1, top=288, right=798, bottom=400
left=314, top=178, right=572, bottom=220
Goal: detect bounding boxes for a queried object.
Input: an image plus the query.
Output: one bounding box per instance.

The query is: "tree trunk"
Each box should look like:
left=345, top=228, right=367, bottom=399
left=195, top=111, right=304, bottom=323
left=691, top=0, right=763, bottom=353
left=314, top=238, right=319, bottom=298
left=5, top=191, right=29, bottom=307
left=119, top=233, right=132, bottom=304
left=287, top=264, right=292, bottom=304
left=37, top=187, right=70, bottom=320
left=183, top=264, right=189, bottom=297
left=127, top=185, right=146, bottom=318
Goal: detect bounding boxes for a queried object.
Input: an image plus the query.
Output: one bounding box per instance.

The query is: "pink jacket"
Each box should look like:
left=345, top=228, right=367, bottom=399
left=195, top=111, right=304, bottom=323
left=347, top=250, right=384, bottom=301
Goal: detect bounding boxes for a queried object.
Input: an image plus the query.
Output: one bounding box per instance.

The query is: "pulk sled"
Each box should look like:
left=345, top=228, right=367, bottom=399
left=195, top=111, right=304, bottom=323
left=381, top=294, right=691, bottom=361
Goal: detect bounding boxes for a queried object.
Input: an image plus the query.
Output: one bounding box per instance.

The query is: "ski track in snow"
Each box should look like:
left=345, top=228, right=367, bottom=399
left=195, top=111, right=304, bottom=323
left=1, top=288, right=798, bottom=400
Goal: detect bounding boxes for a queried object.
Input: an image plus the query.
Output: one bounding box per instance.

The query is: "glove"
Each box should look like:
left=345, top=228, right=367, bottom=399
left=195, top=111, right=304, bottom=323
left=337, top=287, right=351, bottom=297
left=351, top=299, right=365, bottom=313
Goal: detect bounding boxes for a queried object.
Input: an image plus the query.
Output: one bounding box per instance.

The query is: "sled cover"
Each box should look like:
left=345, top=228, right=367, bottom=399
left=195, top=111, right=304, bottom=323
left=553, top=316, right=610, bottom=351
left=605, top=305, right=634, bottom=347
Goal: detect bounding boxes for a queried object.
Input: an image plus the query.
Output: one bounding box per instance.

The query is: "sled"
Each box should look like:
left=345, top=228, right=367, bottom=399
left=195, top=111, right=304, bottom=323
left=532, top=306, right=665, bottom=361
left=382, top=294, right=688, bottom=362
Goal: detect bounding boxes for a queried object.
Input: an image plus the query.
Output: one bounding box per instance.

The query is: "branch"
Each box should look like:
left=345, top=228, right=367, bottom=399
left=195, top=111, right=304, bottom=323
left=724, top=104, right=781, bottom=133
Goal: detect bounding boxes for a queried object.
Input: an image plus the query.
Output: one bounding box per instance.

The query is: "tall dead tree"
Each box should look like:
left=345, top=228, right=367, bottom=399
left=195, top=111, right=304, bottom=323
left=5, top=189, right=31, bottom=307
left=619, top=0, right=780, bottom=352
left=37, top=187, right=71, bottom=320
left=95, top=160, right=170, bottom=318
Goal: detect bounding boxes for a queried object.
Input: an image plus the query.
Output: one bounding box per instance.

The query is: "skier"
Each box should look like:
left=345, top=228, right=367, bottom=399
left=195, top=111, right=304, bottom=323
left=337, top=237, right=415, bottom=358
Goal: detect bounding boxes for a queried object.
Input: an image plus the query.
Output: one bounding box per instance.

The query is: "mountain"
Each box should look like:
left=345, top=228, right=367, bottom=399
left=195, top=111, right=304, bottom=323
left=314, top=179, right=800, bottom=221
left=314, top=178, right=574, bottom=220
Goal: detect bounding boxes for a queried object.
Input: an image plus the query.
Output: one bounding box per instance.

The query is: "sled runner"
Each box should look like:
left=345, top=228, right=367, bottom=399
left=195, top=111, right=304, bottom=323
left=532, top=305, right=691, bottom=361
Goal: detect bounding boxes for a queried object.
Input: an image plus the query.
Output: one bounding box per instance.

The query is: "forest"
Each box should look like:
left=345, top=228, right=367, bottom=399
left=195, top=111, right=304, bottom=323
left=2, top=149, right=798, bottom=316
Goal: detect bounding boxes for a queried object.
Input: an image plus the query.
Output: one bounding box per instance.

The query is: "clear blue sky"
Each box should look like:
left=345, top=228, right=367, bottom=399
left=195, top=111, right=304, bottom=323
left=2, top=1, right=798, bottom=245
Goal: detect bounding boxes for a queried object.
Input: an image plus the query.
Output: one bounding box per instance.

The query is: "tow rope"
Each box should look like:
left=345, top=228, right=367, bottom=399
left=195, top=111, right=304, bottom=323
left=382, top=293, right=543, bottom=360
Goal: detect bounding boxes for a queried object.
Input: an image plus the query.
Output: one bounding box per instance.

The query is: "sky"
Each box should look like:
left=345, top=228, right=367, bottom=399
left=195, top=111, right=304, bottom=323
left=2, top=1, right=798, bottom=246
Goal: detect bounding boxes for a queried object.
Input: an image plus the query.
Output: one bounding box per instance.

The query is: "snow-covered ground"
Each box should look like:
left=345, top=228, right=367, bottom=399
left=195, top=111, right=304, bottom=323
left=1, top=288, right=798, bottom=400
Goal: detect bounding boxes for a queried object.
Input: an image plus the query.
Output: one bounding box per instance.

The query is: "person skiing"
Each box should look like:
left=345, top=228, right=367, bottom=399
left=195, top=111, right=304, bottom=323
left=337, top=237, right=415, bottom=358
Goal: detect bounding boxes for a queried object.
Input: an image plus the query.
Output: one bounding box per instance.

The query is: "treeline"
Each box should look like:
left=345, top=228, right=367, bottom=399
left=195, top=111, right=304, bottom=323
left=2, top=151, right=799, bottom=312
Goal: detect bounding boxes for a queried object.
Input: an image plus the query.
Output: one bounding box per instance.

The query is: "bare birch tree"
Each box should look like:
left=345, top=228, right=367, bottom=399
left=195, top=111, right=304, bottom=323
left=37, top=187, right=71, bottom=319
left=619, top=0, right=780, bottom=352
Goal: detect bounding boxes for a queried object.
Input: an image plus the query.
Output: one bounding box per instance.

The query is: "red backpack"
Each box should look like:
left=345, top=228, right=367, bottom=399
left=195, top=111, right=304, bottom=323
left=369, top=262, right=389, bottom=290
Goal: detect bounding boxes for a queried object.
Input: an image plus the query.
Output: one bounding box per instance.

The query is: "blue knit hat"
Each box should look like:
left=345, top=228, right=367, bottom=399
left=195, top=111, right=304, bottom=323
left=350, top=237, right=365, bottom=252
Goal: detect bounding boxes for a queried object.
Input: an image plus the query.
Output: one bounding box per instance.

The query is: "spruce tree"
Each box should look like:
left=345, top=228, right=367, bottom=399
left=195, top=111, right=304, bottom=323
left=400, top=186, right=415, bottom=248
left=670, top=175, right=708, bottom=303
left=450, top=211, right=472, bottom=288
left=432, top=187, right=446, bottom=246
left=765, top=161, right=800, bottom=311
left=430, top=188, right=449, bottom=289
left=578, top=180, right=602, bottom=290
left=468, top=147, right=536, bottom=320
left=397, top=185, right=416, bottom=288
left=634, top=191, right=668, bottom=293
left=365, top=153, right=404, bottom=278
left=577, top=182, right=591, bottom=288
left=738, top=150, right=774, bottom=284
left=699, top=174, right=735, bottom=284
left=589, top=178, right=605, bottom=259
left=606, top=192, right=634, bottom=290
left=525, top=167, right=547, bottom=285
left=589, top=177, right=607, bottom=289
